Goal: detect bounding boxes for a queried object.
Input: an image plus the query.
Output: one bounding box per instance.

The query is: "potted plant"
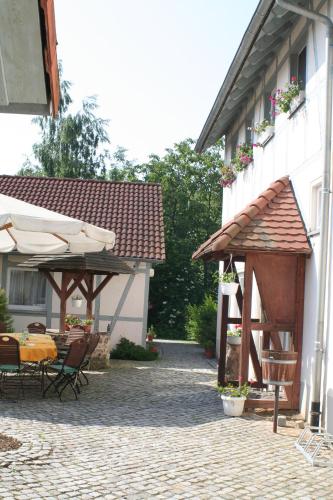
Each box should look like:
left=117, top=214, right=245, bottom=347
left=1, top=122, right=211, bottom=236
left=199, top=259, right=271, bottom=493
left=231, top=143, right=253, bottom=172
left=250, top=119, right=274, bottom=145
left=220, top=162, right=236, bottom=188
left=82, top=318, right=94, bottom=333
left=219, top=272, right=239, bottom=295
left=204, top=340, right=215, bottom=358
left=65, top=314, right=81, bottom=330
left=217, top=383, right=250, bottom=417
left=269, top=77, right=304, bottom=115
left=71, top=294, right=83, bottom=308
left=227, top=324, right=242, bottom=345
left=147, top=325, right=156, bottom=342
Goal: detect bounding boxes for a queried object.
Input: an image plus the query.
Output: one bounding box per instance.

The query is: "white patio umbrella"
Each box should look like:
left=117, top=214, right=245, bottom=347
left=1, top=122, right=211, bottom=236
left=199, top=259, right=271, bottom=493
left=0, top=193, right=116, bottom=254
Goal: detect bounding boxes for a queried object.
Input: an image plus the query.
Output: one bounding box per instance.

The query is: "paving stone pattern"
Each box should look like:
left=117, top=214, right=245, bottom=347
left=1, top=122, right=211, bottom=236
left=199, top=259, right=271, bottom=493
left=0, top=340, right=333, bottom=499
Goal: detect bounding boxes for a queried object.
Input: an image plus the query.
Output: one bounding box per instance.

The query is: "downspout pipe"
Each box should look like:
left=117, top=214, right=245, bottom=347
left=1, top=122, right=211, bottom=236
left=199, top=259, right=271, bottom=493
left=276, top=0, right=333, bottom=428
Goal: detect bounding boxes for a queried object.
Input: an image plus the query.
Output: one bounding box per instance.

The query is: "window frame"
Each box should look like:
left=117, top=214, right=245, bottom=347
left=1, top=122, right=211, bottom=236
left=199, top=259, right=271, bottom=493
left=309, top=179, right=322, bottom=234
left=7, top=267, right=47, bottom=312
left=290, top=33, right=307, bottom=91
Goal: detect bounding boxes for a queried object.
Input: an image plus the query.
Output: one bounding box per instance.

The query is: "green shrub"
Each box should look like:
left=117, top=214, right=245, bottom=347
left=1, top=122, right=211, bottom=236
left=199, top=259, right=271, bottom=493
left=110, top=337, right=158, bottom=361
left=185, top=295, right=217, bottom=346
left=0, top=289, right=13, bottom=333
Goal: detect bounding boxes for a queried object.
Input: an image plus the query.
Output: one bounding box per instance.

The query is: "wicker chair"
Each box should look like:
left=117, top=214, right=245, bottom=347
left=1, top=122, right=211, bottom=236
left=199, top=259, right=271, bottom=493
left=0, top=335, right=24, bottom=397
left=43, top=337, right=88, bottom=401
left=79, top=333, right=100, bottom=385
left=27, top=322, right=46, bottom=334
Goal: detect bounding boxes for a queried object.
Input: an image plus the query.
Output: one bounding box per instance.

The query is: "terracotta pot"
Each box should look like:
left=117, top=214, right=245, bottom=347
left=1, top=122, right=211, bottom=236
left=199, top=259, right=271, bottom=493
left=147, top=335, right=154, bottom=342
left=150, top=346, right=158, bottom=353
left=84, top=325, right=92, bottom=334
left=204, top=349, right=214, bottom=359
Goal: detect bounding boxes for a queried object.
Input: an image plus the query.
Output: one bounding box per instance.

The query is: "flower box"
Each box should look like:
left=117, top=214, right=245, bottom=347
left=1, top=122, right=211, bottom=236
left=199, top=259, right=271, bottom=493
left=257, top=125, right=275, bottom=145
left=289, top=90, right=305, bottom=115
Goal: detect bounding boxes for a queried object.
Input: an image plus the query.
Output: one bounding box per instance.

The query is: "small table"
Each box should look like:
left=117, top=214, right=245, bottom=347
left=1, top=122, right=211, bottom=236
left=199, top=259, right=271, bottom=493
left=8, top=333, right=57, bottom=392
left=10, top=333, right=57, bottom=363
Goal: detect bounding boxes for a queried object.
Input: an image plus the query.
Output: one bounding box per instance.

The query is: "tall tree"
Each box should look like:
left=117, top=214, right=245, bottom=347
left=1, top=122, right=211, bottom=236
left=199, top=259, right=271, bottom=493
left=139, top=138, right=223, bottom=338
left=18, top=76, right=110, bottom=179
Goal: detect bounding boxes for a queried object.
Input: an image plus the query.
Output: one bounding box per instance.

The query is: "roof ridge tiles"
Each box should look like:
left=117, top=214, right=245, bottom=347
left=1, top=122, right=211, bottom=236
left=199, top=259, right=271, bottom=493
left=0, top=174, right=161, bottom=188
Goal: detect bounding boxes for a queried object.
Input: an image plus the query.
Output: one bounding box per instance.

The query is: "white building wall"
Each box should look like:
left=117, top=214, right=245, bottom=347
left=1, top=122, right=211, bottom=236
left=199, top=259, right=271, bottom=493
left=220, top=0, right=333, bottom=430
left=0, top=254, right=152, bottom=349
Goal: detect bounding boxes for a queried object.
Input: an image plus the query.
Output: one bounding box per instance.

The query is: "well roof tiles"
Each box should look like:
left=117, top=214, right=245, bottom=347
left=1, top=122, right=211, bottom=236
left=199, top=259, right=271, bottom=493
left=192, top=176, right=311, bottom=260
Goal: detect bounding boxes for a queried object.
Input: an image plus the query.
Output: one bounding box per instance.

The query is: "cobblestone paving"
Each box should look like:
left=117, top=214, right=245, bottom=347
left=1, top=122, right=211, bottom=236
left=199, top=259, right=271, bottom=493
left=0, top=340, right=333, bottom=499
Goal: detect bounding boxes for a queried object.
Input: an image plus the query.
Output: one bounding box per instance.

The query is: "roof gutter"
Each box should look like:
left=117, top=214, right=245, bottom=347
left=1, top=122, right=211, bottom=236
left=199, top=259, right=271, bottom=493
left=277, top=0, right=333, bottom=430
left=195, top=0, right=275, bottom=153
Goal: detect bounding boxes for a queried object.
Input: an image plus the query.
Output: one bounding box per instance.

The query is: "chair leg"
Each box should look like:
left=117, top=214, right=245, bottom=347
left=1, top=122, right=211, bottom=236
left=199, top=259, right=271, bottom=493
left=59, top=377, right=78, bottom=401
left=43, top=371, right=63, bottom=398
left=80, top=370, right=89, bottom=386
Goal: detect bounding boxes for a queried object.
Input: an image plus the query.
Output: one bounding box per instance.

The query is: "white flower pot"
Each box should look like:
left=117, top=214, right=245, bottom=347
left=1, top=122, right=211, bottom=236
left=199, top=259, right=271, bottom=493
left=72, top=298, right=83, bottom=308
left=257, top=125, right=275, bottom=145
left=227, top=336, right=241, bottom=345
left=221, top=395, right=246, bottom=416
left=289, top=90, right=305, bottom=114
left=221, top=282, right=239, bottom=295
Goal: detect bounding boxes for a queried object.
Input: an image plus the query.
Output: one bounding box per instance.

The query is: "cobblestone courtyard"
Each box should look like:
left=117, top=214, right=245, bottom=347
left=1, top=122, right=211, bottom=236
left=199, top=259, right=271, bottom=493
left=0, top=340, right=333, bottom=499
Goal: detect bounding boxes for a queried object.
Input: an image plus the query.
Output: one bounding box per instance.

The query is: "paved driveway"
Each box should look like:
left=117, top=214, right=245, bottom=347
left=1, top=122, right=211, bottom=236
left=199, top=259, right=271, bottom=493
left=0, top=340, right=333, bottom=499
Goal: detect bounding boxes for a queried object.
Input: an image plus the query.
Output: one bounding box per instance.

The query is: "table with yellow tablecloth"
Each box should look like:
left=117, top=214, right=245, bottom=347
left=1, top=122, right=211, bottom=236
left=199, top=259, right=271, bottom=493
left=9, top=333, right=57, bottom=362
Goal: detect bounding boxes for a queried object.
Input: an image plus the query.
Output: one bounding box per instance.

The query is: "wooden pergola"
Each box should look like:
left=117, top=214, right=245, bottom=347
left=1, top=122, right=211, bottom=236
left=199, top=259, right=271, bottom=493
left=193, top=177, right=312, bottom=410
left=21, top=251, right=133, bottom=331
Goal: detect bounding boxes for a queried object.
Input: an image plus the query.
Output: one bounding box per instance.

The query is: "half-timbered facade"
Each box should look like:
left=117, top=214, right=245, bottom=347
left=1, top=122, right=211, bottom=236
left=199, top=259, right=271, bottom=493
left=194, top=0, right=333, bottom=431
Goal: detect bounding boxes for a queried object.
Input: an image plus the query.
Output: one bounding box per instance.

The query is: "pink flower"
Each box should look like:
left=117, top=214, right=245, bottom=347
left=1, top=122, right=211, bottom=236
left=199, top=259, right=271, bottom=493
left=291, top=75, right=297, bottom=83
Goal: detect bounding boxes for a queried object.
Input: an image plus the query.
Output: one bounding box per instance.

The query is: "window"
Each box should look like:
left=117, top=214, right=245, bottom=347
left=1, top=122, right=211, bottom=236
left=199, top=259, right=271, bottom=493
left=264, top=80, right=276, bottom=124
left=8, top=268, right=46, bottom=309
left=298, top=46, right=307, bottom=90
left=310, top=181, right=322, bottom=233
left=290, top=44, right=307, bottom=90
left=245, top=111, right=254, bottom=144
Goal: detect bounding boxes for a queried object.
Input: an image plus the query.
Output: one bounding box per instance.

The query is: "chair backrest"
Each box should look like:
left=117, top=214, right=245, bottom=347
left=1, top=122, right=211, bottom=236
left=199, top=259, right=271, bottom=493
left=64, top=338, right=88, bottom=369
left=0, top=335, right=20, bottom=366
left=27, top=322, right=46, bottom=334
left=86, top=333, right=100, bottom=357
left=65, top=326, right=86, bottom=346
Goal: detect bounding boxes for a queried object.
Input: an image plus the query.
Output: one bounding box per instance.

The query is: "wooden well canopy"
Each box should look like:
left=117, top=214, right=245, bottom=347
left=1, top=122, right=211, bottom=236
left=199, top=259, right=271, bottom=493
left=193, top=177, right=312, bottom=410
left=21, top=251, right=133, bottom=332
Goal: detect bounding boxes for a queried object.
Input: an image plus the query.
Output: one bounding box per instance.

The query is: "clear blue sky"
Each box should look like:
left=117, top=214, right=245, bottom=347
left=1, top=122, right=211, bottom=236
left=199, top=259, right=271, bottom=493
left=0, top=0, right=258, bottom=174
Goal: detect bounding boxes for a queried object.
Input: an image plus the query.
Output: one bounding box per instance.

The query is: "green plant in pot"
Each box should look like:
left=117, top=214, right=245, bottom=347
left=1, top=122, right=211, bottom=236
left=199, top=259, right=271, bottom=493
left=147, top=325, right=156, bottom=342
left=204, top=339, right=215, bottom=359
left=219, top=272, right=239, bottom=296
left=82, top=318, right=94, bottom=333
left=217, top=383, right=250, bottom=417
left=227, top=324, right=242, bottom=345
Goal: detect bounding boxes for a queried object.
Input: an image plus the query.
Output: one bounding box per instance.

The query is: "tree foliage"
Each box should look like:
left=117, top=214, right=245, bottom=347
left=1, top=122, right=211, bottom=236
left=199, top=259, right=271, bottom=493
left=18, top=77, right=110, bottom=179
left=18, top=74, right=223, bottom=340
left=139, top=138, right=223, bottom=338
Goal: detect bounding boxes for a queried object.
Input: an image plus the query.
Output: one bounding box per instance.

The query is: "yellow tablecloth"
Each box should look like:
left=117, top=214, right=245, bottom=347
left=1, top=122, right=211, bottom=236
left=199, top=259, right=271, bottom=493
left=8, top=333, right=57, bottom=363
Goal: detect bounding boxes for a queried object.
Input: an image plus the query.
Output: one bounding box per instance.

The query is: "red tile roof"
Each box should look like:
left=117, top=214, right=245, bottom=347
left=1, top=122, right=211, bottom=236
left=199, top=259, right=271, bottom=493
left=0, top=176, right=165, bottom=261
left=193, top=177, right=311, bottom=260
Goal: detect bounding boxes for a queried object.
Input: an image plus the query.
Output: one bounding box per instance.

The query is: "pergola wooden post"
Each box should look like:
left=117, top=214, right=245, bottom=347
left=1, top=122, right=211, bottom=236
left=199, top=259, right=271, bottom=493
left=34, top=252, right=134, bottom=332
left=42, top=270, right=116, bottom=331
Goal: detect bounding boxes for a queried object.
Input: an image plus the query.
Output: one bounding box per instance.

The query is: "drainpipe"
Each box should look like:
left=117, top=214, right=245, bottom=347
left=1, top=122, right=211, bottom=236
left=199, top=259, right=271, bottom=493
left=276, top=0, right=333, bottom=428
